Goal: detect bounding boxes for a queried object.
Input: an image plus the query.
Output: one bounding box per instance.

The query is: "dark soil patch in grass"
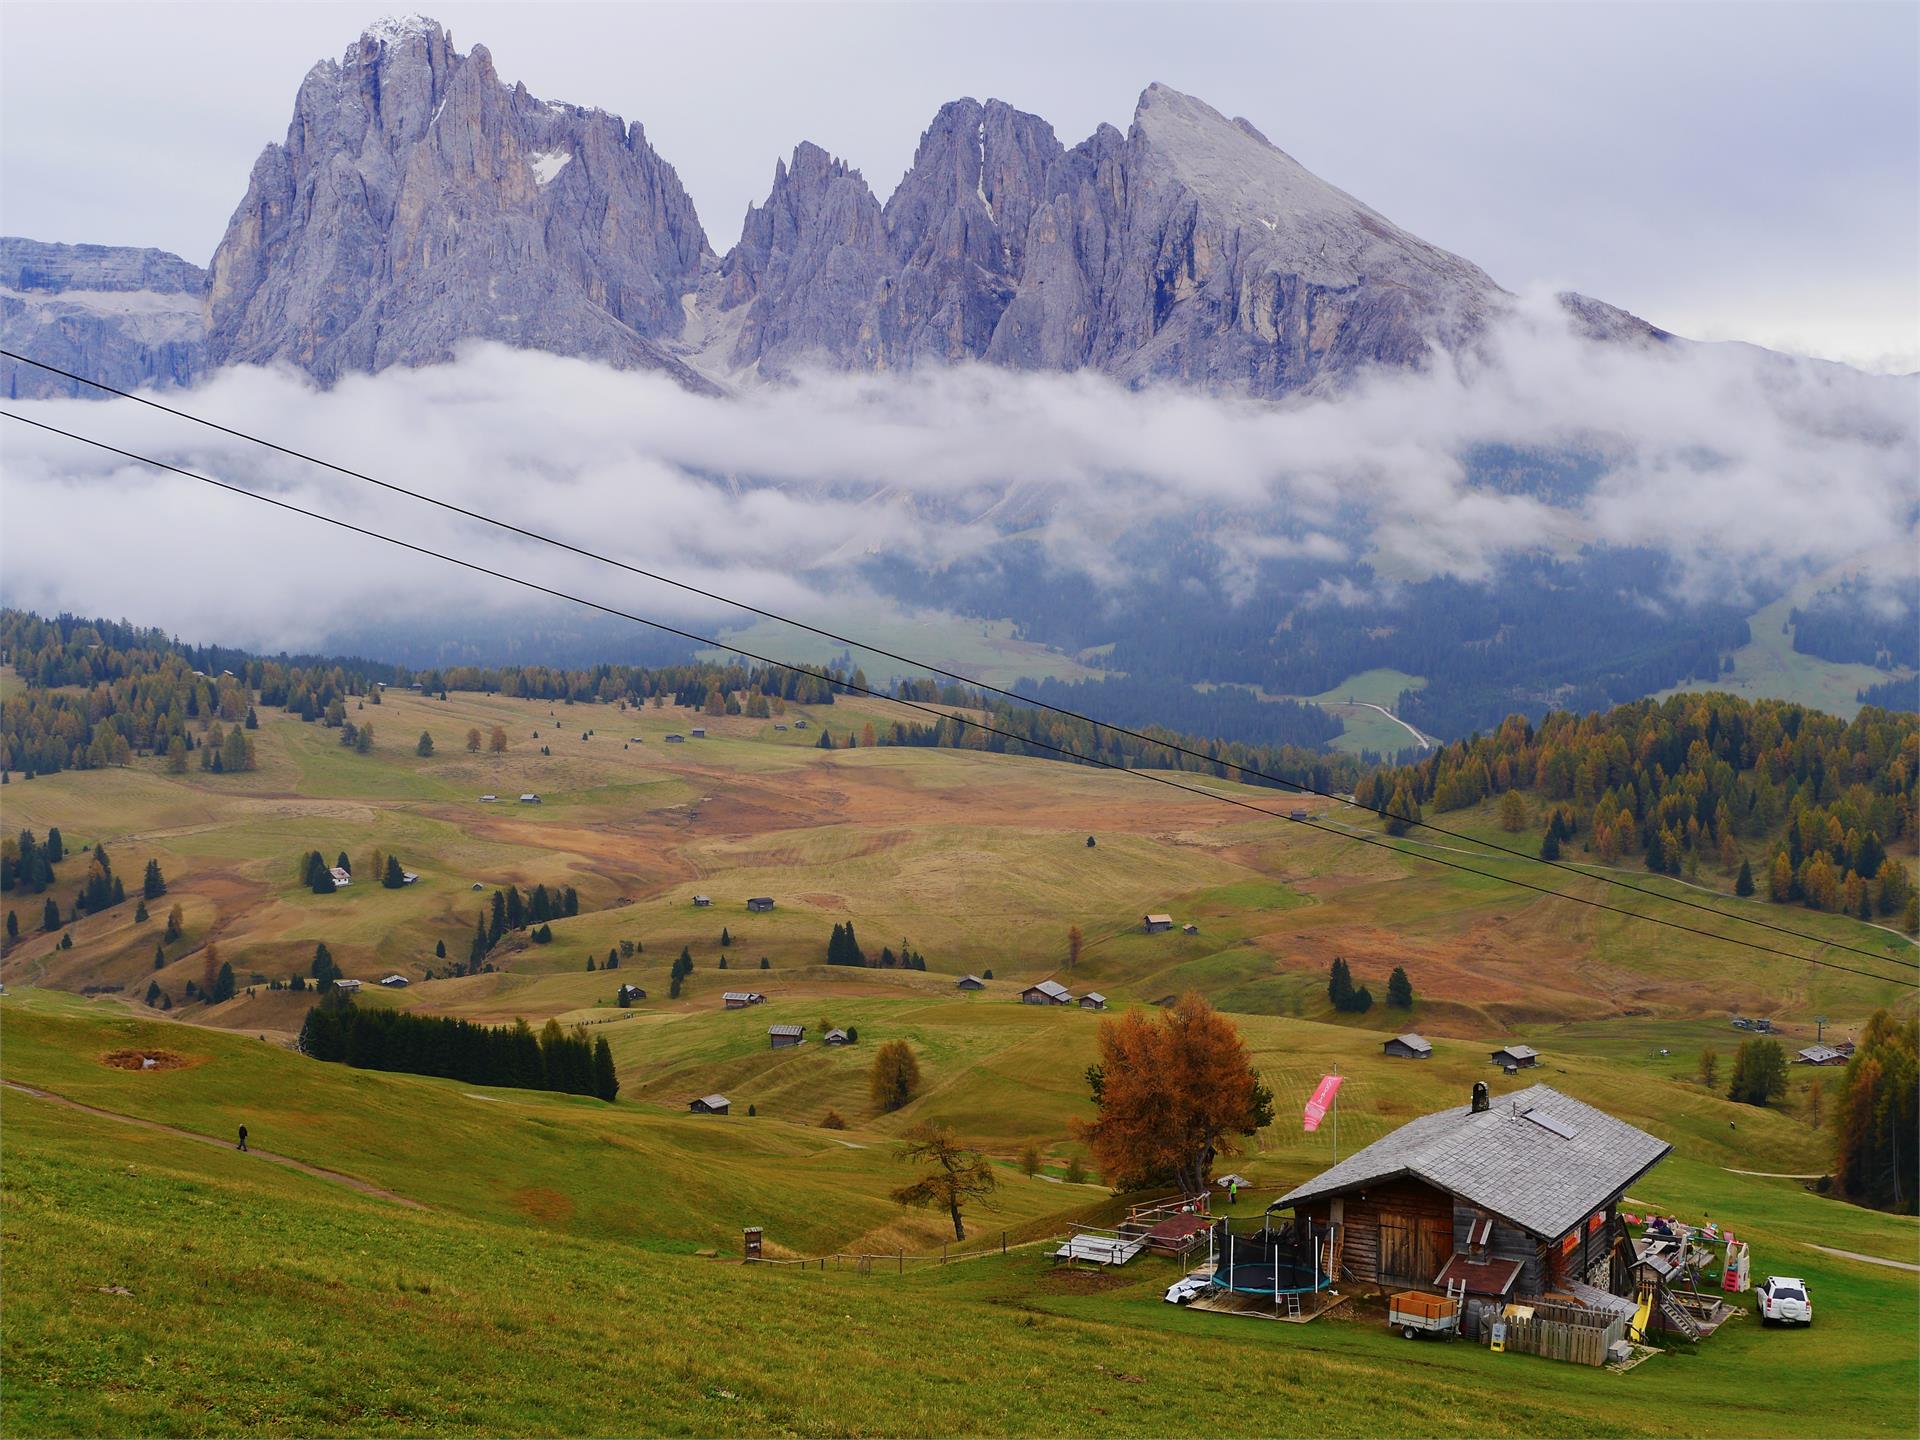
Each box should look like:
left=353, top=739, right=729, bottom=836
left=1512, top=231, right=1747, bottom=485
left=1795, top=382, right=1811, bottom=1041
left=513, top=1186, right=577, bottom=1223
left=100, top=1049, right=197, bottom=1072
left=1037, top=1267, right=1133, bottom=1295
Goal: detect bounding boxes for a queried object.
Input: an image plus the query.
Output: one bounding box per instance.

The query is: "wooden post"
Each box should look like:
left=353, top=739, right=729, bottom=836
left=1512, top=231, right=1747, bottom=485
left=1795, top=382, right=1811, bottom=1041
left=1002, top=1231, right=1007, bottom=1255
left=898, top=1250, right=904, bottom=1275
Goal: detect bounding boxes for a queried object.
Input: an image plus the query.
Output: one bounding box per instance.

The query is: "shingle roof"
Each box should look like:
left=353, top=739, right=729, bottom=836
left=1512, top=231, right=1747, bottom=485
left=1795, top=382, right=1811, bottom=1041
left=1390, top=1033, right=1432, bottom=1053
left=1493, top=1044, right=1539, bottom=1060
left=1027, top=979, right=1071, bottom=1000
left=1796, top=1045, right=1845, bottom=1063
left=1082, top=992, right=1107, bottom=1004
left=695, top=1094, right=729, bottom=1108
left=1275, top=1084, right=1670, bottom=1241
left=768, top=1024, right=805, bottom=1038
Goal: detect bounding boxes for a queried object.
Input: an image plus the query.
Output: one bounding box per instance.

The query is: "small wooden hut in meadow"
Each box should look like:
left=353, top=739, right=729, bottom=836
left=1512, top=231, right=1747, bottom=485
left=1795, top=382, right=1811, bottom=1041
left=693, top=894, right=712, bottom=907
left=723, top=991, right=764, bottom=1009
left=746, top=897, right=775, bottom=913
left=1384, top=1034, right=1432, bottom=1060
left=1142, top=913, right=1173, bottom=934
left=691, top=727, right=707, bottom=738
left=823, top=1028, right=852, bottom=1046
left=689, top=1094, right=730, bottom=1115
left=1020, top=980, right=1072, bottom=1005
left=518, top=793, right=541, bottom=804
left=1274, top=1083, right=1668, bottom=1307
left=768, top=1024, right=805, bottom=1049
left=955, top=975, right=986, bottom=991
left=1079, top=992, right=1108, bottom=1011
left=1794, top=1045, right=1847, bottom=1066
left=1490, top=1044, right=1539, bottom=1069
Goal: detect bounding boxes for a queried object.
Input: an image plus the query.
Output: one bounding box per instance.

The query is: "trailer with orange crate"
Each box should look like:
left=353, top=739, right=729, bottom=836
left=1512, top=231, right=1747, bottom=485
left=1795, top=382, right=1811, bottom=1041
left=1388, top=1290, right=1461, bottom=1340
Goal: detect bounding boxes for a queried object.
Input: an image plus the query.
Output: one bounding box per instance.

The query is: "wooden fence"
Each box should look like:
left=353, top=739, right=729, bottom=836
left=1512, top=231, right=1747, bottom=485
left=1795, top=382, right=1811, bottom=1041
left=745, top=1232, right=1023, bottom=1273
left=1496, top=1300, right=1626, bottom=1367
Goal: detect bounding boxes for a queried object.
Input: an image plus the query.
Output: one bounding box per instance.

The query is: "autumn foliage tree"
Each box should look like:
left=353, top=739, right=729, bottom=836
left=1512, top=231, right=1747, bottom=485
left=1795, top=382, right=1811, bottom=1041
left=1076, top=993, right=1274, bottom=1194
left=890, top=1123, right=998, bottom=1240
left=869, top=1039, right=922, bottom=1113
left=1833, top=1010, right=1917, bottom=1212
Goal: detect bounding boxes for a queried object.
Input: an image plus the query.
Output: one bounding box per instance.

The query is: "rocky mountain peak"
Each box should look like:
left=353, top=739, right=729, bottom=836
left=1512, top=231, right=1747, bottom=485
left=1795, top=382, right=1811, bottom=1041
left=10, top=17, right=1677, bottom=403
left=204, top=13, right=713, bottom=388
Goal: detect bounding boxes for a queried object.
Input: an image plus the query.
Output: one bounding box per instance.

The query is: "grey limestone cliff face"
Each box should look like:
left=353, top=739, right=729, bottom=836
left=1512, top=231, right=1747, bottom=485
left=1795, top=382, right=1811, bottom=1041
left=204, top=15, right=713, bottom=388
left=712, top=142, right=891, bottom=377
left=717, top=83, right=1511, bottom=397
left=8, top=16, right=1672, bottom=404
left=0, top=239, right=207, bottom=398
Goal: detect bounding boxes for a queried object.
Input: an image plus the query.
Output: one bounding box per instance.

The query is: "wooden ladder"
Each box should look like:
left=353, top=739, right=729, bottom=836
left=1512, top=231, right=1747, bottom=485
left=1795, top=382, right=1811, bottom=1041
left=1445, top=1278, right=1467, bottom=1332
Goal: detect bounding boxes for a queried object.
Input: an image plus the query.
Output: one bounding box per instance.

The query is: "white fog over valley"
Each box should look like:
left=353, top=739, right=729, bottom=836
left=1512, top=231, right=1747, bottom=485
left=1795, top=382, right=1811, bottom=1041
left=4, top=297, right=1913, bottom=655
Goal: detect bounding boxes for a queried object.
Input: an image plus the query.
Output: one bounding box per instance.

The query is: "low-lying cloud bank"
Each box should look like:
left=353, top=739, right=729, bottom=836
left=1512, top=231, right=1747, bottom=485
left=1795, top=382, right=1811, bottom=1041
left=2, top=291, right=1913, bottom=657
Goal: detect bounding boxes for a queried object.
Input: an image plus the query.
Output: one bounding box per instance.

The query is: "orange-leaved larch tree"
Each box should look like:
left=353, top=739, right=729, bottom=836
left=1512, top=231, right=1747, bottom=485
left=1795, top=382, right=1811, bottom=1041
left=891, top=1123, right=997, bottom=1240
left=1075, top=992, right=1273, bottom=1195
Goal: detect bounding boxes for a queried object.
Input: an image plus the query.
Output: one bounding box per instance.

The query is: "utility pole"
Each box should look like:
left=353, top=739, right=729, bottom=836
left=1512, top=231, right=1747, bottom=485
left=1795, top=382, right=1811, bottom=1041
left=1815, top=1015, right=1827, bottom=1043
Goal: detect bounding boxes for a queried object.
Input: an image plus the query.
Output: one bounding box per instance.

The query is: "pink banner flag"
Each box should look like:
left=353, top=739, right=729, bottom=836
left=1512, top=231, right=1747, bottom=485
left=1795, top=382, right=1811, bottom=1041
left=1303, top=1073, right=1344, bottom=1133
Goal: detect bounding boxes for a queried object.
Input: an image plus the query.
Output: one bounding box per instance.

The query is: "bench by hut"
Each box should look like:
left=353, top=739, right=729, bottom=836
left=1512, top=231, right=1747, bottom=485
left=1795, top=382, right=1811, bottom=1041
left=1274, top=1083, right=1669, bottom=1314
left=689, top=1094, right=730, bottom=1115
left=1384, top=1033, right=1432, bottom=1060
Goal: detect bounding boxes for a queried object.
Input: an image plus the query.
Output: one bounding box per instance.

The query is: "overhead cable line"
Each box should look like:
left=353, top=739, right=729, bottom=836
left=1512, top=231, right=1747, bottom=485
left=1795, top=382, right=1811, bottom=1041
left=4, top=348, right=1910, bottom=965
left=4, top=408, right=1914, bottom=991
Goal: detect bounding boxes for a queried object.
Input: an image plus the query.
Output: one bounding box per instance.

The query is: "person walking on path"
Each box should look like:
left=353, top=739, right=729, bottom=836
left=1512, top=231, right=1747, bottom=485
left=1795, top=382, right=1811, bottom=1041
left=1227, top=1178, right=1238, bottom=1206
left=236, top=1124, right=248, bottom=1152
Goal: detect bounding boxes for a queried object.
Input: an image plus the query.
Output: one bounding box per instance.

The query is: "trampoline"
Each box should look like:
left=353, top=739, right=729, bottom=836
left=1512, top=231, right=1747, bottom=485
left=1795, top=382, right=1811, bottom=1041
left=1208, top=1216, right=1336, bottom=1296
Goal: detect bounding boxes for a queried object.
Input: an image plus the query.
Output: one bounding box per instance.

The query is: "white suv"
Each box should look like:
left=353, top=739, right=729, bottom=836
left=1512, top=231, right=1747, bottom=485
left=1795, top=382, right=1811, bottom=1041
left=1757, top=1276, right=1812, bottom=1326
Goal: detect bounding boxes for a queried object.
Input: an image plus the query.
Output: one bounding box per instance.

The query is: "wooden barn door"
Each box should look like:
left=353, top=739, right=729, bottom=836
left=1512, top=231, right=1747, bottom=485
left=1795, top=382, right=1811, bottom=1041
left=1380, top=1211, right=1452, bottom=1284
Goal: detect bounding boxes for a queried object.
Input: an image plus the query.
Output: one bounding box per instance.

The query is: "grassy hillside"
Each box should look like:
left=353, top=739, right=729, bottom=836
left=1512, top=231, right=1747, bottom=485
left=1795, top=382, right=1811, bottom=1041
left=5, top=997, right=1915, bottom=1438
left=5, top=680, right=1912, bottom=1095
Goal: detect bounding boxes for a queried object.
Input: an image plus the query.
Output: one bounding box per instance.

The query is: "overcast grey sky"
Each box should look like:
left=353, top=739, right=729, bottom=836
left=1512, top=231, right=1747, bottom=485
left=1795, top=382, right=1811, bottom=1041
left=2, top=1, right=1915, bottom=370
